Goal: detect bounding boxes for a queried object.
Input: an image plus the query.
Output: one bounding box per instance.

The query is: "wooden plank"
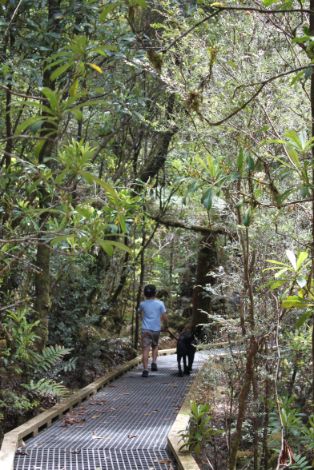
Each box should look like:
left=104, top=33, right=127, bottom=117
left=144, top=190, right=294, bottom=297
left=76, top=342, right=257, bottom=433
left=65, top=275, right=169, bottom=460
left=167, top=401, right=200, bottom=470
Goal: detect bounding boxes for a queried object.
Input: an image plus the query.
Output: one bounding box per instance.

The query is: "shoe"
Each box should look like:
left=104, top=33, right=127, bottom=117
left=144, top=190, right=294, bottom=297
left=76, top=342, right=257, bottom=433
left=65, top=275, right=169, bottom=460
left=142, top=369, right=149, bottom=377
left=151, top=363, right=158, bottom=371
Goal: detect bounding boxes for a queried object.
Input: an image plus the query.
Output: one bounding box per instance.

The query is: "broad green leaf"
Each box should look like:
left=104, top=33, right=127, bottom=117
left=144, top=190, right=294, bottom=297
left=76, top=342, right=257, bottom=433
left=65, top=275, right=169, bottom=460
left=87, top=63, right=103, bottom=74
left=98, top=240, right=113, bottom=256
left=201, top=188, right=213, bottom=210
left=129, top=0, right=146, bottom=6
left=296, top=251, right=309, bottom=270
left=15, top=116, right=43, bottom=135
left=81, top=171, right=95, bottom=185
left=286, top=249, right=297, bottom=270
left=81, top=172, right=118, bottom=201
left=34, top=139, right=46, bottom=160
left=285, top=146, right=302, bottom=170
left=262, top=0, right=279, bottom=5
left=108, top=240, right=131, bottom=253
left=100, top=3, right=117, bottom=21
left=51, top=235, right=74, bottom=246
left=268, top=279, right=287, bottom=290
left=247, top=155, right=255, bottom=171
left=42, top=88, right=60, bottom=110
left=295, top=310, right=313, bottom=328
left=69, top=78, right=79, bottom=97
left=266, top=259, right=290, bottom=267
left=206, top=155, right=217, bottom=178
left=274, top=267, right=289, bottom=278
left=50, top=62, right=72, bottom=81
left=281, top=296, right=306, bottom=309
left=76, top=206, right=94, bottom=218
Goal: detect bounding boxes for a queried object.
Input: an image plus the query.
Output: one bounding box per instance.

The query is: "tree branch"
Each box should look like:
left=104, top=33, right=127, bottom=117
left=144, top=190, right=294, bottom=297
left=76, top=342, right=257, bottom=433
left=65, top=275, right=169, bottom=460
left=149, top=214, right=231, bottom=235
left=163, top=7, right=309, bottom=53
left=204, top=65, right=312, bottom=126
left=0, top=83, right=43, bottom=101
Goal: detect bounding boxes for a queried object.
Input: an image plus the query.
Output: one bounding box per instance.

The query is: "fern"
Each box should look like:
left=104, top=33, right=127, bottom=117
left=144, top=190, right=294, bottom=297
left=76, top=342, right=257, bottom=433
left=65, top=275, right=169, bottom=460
left=22, top=378, right=69, bottom=397
left=32, top=345, right=72, bottom=373
left=290, top=454, right=312, bottom=470
left=300, top=415, right=314, bottom=450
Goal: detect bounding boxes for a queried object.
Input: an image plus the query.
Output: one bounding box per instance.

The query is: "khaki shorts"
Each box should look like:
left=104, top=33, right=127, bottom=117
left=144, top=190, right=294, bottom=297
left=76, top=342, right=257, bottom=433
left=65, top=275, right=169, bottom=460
left=142, top=330, right=160, bottom=348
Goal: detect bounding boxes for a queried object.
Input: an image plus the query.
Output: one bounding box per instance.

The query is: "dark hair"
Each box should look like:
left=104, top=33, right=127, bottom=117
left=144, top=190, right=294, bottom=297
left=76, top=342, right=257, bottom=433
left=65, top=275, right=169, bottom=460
left=144, top=284, right=156, bottom=298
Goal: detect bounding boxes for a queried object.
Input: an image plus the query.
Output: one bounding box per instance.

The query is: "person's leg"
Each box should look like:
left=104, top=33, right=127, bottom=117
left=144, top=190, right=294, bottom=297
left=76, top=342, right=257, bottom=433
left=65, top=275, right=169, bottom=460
left=142, top=346, right=150, bottom=370
left=151, top=332, right=160, bottom=371
left=142, top=332, right=152, bottom=376
left=152, top=345, right=158, bottom=363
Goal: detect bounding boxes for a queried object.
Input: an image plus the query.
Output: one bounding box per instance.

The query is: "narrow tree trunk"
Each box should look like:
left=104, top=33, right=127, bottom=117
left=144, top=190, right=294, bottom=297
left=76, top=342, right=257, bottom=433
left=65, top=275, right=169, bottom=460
left=310, top=0, right=314, bottom=406
left=252, top=362, right=259, bottom=470
left=191, top=233, right=217, bottom=334
left=134, top=227, right=146, bottom=349
left=261, top=344, right=271, bottom=470
left=229, top=337, right=259, bottom=470
left=34, top=0, right=61, bottom=349
left=34, top=240, right=50, bottom=349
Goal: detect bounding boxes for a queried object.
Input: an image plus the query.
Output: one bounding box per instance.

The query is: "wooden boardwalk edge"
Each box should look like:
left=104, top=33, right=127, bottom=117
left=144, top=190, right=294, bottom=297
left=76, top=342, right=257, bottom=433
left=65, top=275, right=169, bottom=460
left=0, top=349, right=175, bottom=470
left=0, top=346, right=216, bottom=470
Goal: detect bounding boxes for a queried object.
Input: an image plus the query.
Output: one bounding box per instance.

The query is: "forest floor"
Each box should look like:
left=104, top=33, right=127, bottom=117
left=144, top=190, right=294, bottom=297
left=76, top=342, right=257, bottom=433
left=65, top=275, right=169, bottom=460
left=187, top=354, right=230, bottom=470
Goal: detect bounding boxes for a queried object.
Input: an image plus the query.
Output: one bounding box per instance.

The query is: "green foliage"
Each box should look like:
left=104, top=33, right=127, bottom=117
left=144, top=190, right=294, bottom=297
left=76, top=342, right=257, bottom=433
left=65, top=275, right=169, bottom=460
left=180, top=401, right=220, bottom=455
left=290, top=455, right=312, bottom=470
left=265, top=249, right=314, bottom=325
left=269, top=399, right=314, bottom=469
left=32, top=345, right=73, bottom=373
left=0, top=309, right=71, bottom=427
left=22, top=379, right=69, bottom=398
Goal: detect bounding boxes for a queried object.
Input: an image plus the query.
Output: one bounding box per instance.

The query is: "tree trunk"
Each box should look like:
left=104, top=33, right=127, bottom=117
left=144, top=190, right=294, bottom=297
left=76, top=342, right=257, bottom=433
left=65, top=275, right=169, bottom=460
left=134, top=227, right=146, bottom=349
left=229, top=337, right=259, bottom=470
left=34, top=240, right=50, bottom=349
left=310, top=0, right=314, bottom=407
left=261, top=344, right=271, bottom=470
left=34, top=0, right=61, bottom=349
left=191, top=233, right=218, bottom=334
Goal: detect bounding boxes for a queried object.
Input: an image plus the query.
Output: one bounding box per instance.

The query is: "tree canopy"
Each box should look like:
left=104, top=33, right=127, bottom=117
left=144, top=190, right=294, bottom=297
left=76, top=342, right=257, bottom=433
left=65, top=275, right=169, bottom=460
left=1, top=0, right=314, bottom=468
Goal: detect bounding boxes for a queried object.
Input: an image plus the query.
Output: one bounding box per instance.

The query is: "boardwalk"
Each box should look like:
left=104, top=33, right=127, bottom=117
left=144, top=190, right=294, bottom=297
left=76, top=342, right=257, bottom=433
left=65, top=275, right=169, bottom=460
left=14, top=352, right=209, bottom=470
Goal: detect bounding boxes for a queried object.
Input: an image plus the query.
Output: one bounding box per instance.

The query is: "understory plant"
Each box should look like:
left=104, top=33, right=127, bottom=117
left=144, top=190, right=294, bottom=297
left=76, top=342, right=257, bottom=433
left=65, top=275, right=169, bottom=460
left=0, top=309, right=73, bottom=433
left=269, top=400, right=314, bottom=469
left=180, top=401, right=220, bottom=455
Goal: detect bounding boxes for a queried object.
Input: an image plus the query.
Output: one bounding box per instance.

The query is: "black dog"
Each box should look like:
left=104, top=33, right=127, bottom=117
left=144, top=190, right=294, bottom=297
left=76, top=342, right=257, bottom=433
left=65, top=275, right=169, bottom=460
left=176, top=329, right=196, bottom=377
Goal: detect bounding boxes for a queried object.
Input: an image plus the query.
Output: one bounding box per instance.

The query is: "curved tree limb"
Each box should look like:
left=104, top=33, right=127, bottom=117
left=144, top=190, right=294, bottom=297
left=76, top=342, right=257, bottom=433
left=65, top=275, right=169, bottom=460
left=204, top=65, right=313, bottom=126
left=149, top=214, right=231, bottom=236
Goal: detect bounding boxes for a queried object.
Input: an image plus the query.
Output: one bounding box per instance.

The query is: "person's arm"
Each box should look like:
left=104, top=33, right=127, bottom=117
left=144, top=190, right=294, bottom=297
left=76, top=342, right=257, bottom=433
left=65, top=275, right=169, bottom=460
left=161, top=312, right=168, bottom=331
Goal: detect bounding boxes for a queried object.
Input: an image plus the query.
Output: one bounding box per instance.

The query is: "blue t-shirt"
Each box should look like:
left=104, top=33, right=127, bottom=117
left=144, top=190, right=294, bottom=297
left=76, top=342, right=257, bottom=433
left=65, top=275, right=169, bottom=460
left=139, top=299, right=166, bottom=332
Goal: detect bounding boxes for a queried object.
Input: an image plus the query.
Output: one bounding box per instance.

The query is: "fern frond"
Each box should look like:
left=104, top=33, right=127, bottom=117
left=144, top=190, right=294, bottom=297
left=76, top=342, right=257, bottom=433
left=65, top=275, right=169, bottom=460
left=22, top=378, right=69, bottom=397
left=290, top=454, right=312, bottom=470
left=32, top=345, right=72, bottom=373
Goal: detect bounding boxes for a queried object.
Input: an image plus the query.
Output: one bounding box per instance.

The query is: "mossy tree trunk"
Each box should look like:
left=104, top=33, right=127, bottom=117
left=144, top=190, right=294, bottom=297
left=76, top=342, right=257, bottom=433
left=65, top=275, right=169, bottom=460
left=191, top=233, right=218, bottom=333
left=33, top=0, right=61, bottom=349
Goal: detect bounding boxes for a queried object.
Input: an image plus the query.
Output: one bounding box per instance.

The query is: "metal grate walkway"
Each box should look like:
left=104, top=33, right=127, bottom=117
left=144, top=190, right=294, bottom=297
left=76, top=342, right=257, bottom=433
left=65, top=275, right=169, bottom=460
left=14, top=352, right=209, bottom=470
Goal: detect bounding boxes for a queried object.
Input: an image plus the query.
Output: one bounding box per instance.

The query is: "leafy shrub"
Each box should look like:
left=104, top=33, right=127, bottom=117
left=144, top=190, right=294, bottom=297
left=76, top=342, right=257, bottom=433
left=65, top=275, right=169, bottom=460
left=0, top=309, right=72, bottom=433
left=180, top=401, right=220, bottom=455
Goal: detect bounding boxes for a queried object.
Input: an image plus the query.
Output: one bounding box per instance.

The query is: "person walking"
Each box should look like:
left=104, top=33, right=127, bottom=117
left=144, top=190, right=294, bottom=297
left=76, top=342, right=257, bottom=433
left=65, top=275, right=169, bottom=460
left=138, top=284, right=168, bottom=377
